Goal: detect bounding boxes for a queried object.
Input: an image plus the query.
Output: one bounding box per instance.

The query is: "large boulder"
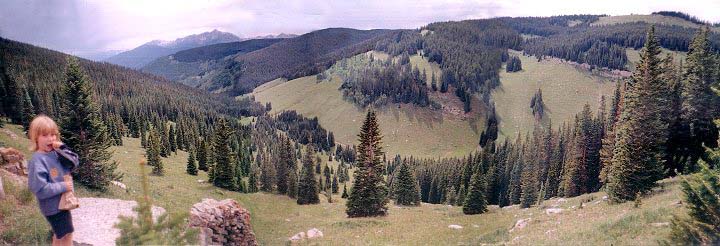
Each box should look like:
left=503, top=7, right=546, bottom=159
left=0, top=147, right=26, bottom=176
left=510, top=218, right=530, bottom=232
left=545, top=208, right=563, bottom=215
left=189, top=198, right=257, bottom=246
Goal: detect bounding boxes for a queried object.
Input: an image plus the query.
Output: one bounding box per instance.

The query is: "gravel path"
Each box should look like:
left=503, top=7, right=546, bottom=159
left=72, top=197, right=165, bottom=246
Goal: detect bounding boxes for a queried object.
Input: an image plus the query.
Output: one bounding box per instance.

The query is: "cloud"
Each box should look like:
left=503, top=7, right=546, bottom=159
left=0, top=0, right=718, bottom=54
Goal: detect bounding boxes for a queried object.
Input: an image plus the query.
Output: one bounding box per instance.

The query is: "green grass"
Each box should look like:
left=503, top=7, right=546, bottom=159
left=253, top=51, right=486, bottom=158
left=0, top=124, right=32, bottom=158
left=626, top=47, right=687, bottom=71
left=493, top=50, right=617, bottom=140
left=591, top=14, right=720, bottom=33
left=0, top=123, right=691, bottom=245
left=0, top=172, right=52, bottom=244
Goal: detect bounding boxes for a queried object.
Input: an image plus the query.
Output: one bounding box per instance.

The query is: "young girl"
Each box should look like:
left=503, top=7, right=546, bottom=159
left=27, top=115, right=79, bottom=246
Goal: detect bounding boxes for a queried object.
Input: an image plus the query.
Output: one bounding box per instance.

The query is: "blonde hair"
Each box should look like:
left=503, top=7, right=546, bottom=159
left=28, top=115, right=60, bottom=151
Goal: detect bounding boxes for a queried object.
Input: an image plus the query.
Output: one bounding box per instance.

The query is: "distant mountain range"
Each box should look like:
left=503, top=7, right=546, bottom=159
left=142, top=28, right=392, bottom=94
left=249, top=33, right=298, bottom=39
left=103, top=29, right=242, bottom=68
left=72, top=49, right=124, bottom=61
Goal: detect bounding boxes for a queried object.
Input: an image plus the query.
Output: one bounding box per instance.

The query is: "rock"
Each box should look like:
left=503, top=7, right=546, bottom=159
left=673, top=200, right=683, bottom=207
left=473, top=224, right=479, bottom=228
left=197, top=179, right=206, bottom=183
left=0, top=129, right=18, bottom=140
left=307, top=228, right=323, bottom=239
left=289, top=232, right=306, bottom=241
left=512, top=235, right=524, bottom=243
left=510, top=218, right=530, bottom=232
left=448, top=224, right=463, bottom=229
left=602, top=195, right=609, bottom=201
left=110, top=181, right=127, bottom=190
left=545, top=208, right=563, bottom=215
left=651, top=222, right=670, bottom=227
left=557, top=198, right=567, bottom=203
left=189, top=198, right=257, bottom=246
left=0, top=147, right=26, bottom=176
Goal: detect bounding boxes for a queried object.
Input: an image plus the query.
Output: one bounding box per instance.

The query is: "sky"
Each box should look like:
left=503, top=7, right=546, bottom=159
left=1, top=0, right=719, bottom=56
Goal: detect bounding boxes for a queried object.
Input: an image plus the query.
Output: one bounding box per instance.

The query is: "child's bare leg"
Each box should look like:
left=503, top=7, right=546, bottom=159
left=51, top=234, right=59, bottom=246
left=52, top=233, right=72, bottom=246
left=60, top=233, right=72, bottom=246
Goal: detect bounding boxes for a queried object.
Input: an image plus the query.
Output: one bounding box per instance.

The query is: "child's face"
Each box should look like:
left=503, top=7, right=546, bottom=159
left=37, top=133, right=57, bottom=152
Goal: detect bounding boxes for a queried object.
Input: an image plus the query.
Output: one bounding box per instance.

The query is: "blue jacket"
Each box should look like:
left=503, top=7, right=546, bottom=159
left=27, top=145, right=79, bottom=216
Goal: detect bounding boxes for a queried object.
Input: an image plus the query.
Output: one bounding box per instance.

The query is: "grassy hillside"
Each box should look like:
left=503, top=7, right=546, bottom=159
left=493, top=50, right=617, bottom=139
left=102, top=140, right=691, bottom=245
left=0, top=124, right=51, bottom=244
left=254, top=51, right=485, bottom=158
left=592, top=14, right=720, bottom=33
left=2, top=121, right=689, bottom=245
left=626, top=47, right=687, bottom=71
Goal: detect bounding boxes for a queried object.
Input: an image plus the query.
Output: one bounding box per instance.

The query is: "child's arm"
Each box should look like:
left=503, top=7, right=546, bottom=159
left=28, top=160, right=68, bottom=200
left=56, top=144, right=79, bottom=170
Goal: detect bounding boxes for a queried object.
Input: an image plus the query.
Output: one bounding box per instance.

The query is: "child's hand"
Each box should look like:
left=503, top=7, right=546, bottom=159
left=51, top=141, right=64, bottom=150
left=64, top=175, right=74, bottom=191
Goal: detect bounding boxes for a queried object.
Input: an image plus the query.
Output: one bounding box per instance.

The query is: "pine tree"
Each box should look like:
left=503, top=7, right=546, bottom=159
left=332, top=174, right=339, bottom=194
left=158, top=122, right=169, bottom=157
left=463, top=172, right=488, bottom=215
left=508, top=135, right=524, bottom=205
left=297, top=147, right=320, bottom=205
left=341, top=184, right=349, bottom=198
left=276, top=137, right=294, bottom=195
left=667, top=161, right=720, bottom=244
left=140, top=129, right=147, bottom=148
left=212, top=118, right=236, bottom=190
left=116, top=160, right=198, bottom=245
left=562, top=106, right=592, bottom=197
left=431, top=72, right=438, bottom=91
left=197, top=139, right=208, bottom=171
left=146, top=127, right=164, bottom=176
left=457, top=185, right=466, bottom=206
left=20, top=87, right=35, bottom=132
left=287, top=167, right=298, bottom=198
left=328, top=132, right=335, bottom=147
left=520, top=142, right=538, bottom=208
left=59, top=58, right=121, bottom=190
left=677, top=28, right=720, bottom=173
left=0, top=61, right=22, bottom=124
left=606, top=26, right=668, bottom=202
left=247, top=161, right=259, bottom=193
left=600, top=82, right=624, bottom=185
left=393, top=161, right=420, bottom=206
left=168, top=124, right=177, bottom=154
left=186, top=149, right=198, bottom=175
left=346, top=110, right=389, bottom=217
left=663, top=54, right=685, bottom=176
left=258, top=147, right=275, bottom=192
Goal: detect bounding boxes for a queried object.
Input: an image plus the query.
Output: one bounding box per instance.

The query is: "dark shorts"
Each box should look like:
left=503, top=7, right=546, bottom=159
left=45, top=210, right=74, bottom=239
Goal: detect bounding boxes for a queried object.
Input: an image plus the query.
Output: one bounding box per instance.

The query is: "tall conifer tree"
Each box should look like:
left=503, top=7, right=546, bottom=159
left=59, top=58, right=121, bottom=190
left=346, top=111, right=389, bottom=217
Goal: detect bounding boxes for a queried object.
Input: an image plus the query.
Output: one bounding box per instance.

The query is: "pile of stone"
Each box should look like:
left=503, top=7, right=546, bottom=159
left=0, top=147, right=26, bottom=176
left=189, top=198, right=257, bottom=246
